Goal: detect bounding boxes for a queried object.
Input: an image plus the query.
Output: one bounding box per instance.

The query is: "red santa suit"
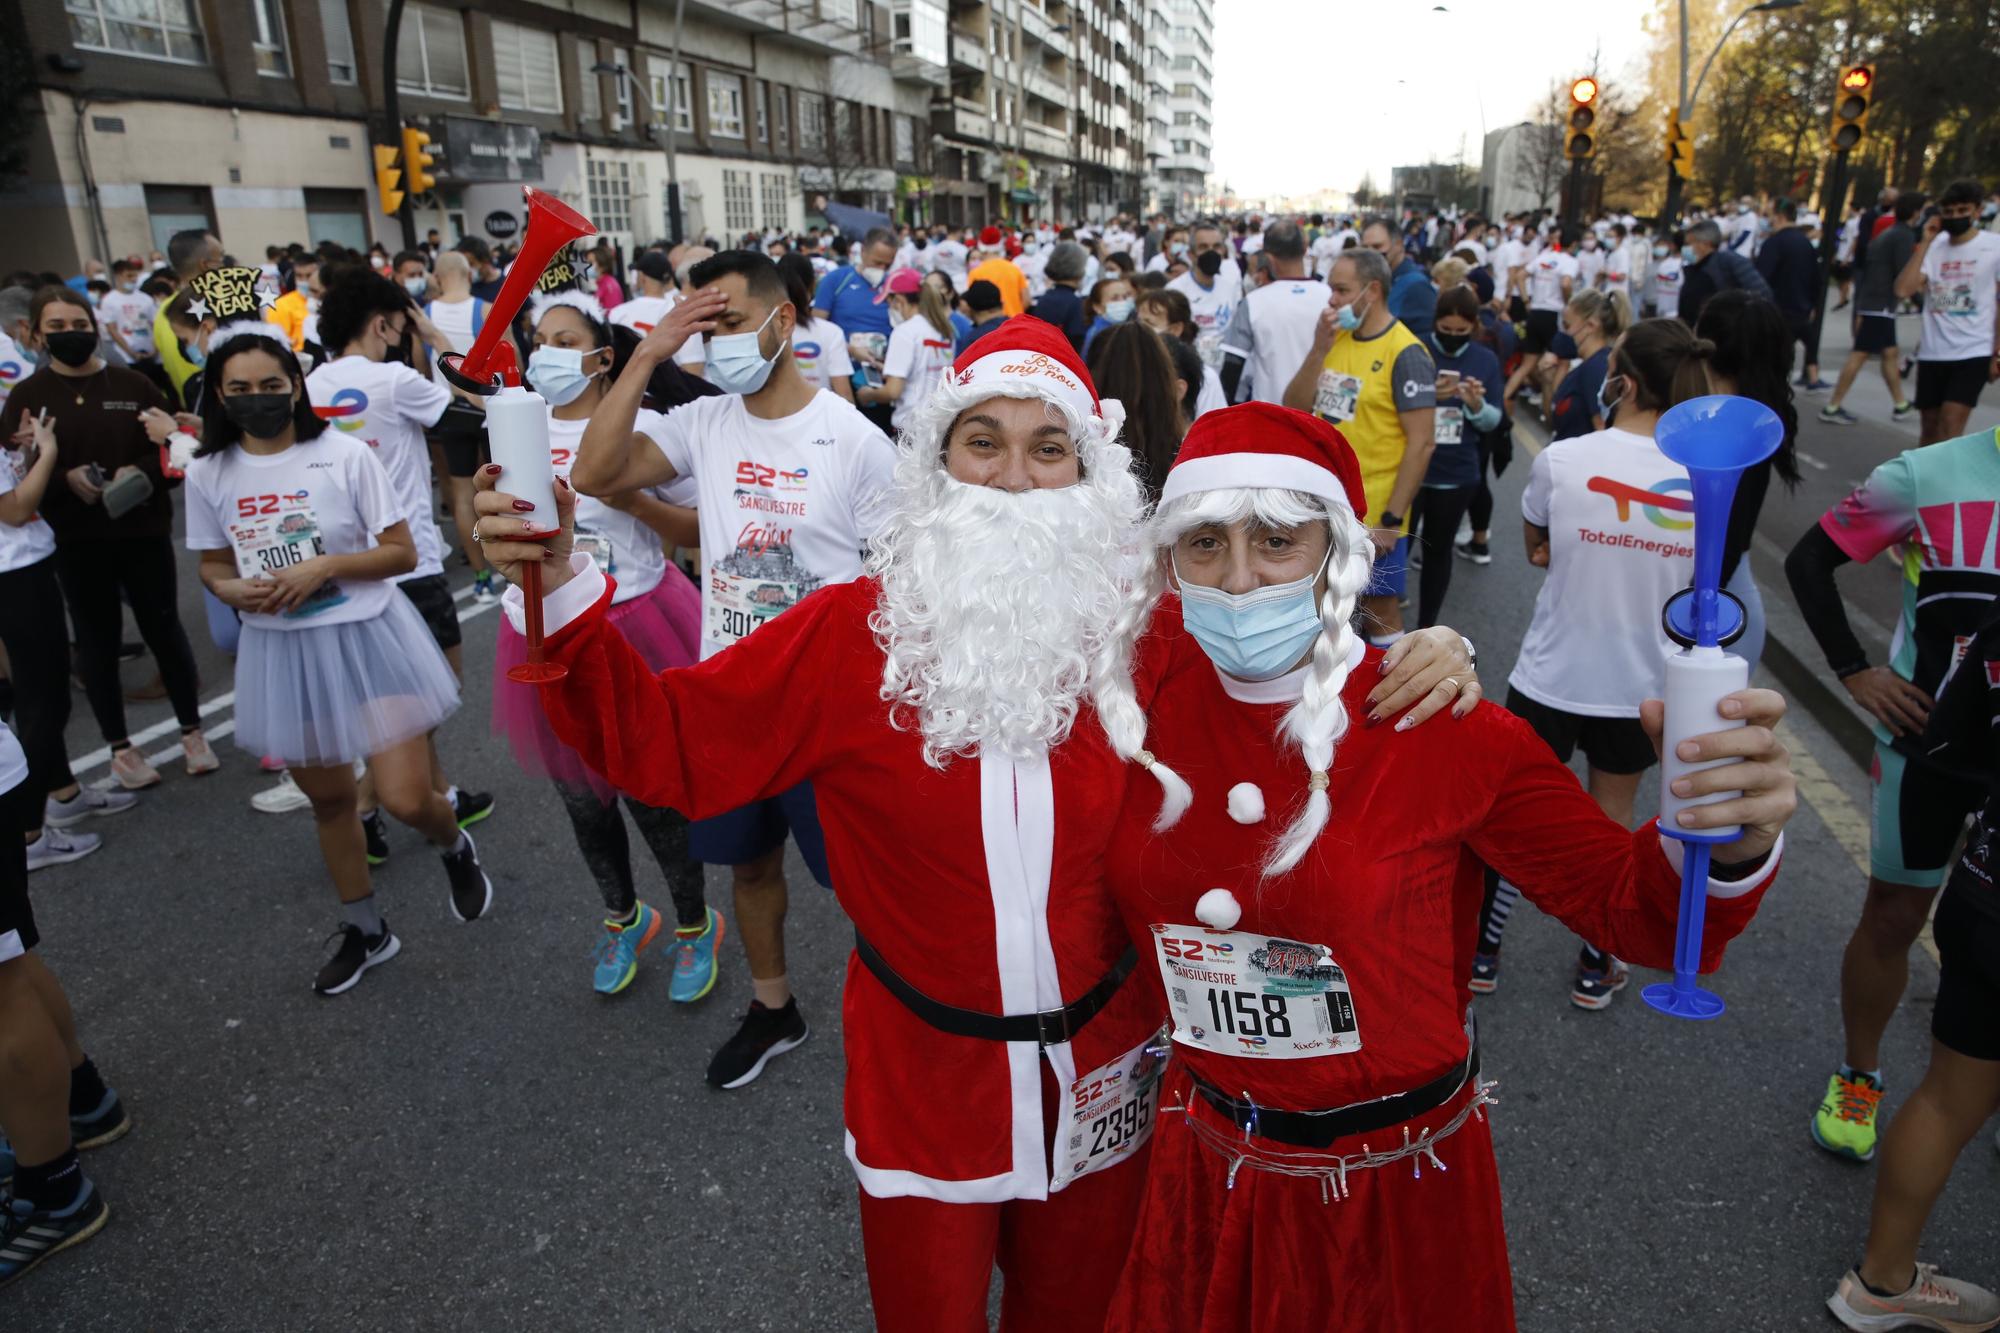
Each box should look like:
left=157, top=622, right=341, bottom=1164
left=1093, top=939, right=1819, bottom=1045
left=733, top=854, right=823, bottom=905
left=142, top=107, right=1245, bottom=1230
left=502, top=318, right=1170, bottom=1333
left=1100, top=406, right=1782, bottom=1332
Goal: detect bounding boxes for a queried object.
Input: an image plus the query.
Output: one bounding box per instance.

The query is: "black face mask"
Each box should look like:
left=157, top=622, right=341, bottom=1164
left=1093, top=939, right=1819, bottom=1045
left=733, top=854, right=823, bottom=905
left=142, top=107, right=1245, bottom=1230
left=222, top=392, right=297, bottom=441
left=1195, top=250, right=1224, bottom=278
left=44, top=329, right=98, bottom=368
left=1941, top=215, right=1975, bottom=238
left=1434, top=331, right=1471, bottom=357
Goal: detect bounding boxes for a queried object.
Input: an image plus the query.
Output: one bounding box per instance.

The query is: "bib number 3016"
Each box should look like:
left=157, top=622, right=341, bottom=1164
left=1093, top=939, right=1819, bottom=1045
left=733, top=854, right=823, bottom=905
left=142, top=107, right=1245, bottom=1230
left=1151, top=924, right=1362, bottom=1060
left=1051, top=1027, right=1169, bottom=1192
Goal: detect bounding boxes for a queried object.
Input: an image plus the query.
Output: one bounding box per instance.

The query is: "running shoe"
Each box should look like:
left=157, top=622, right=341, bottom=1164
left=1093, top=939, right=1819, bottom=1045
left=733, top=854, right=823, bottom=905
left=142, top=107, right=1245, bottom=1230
left=1828, top=1262, right=2000, bottom=1332
left=442, top=831, right=493, bottom=923
left=452, top=788, right=495, bottom=828
left=1812, top=1070, right=1884, bottom=1161
left=25, top=828, right=100, bottom=873
left=1454, top=540, right=1492, bottom=566
left=1892, top=401, right=1915, bottom=421
left=592, top=901, right=662, bottom=996
left=1820, top=405, right=1861, bottom=426
left=669, top=907, right=727, bottom=1004
left=1468, top=952, right=1501, bottom=994
left=0, top=1179, right=109, bottom=1291
left=182, top=730, right=220, bottom=776
left=313, top=921, right=401, bottom=995
left=472, top=570, right=498, bottom=604
left=1795, top=377, right=1831, bottom=393
left=1569, top=958, right=1630, bottom=1010
left=69, top=1088, right=130, bottom=1151
left=361, top=810, right=390, bottom=866
left=44, top=786, right=137, bottom=829
left=251, top=772, right=311, bottom=814
left=109, top=747, right=160, bottom=791
left=706, top=999, right=809, bottom=1090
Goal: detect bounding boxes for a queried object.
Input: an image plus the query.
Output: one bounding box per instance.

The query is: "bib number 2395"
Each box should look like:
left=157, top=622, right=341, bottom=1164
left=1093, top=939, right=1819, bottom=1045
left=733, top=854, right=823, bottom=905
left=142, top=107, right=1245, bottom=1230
left=1151, top=924, right=1361, bottom=1060
left=1051, top=1027, right=1168, bottom=1191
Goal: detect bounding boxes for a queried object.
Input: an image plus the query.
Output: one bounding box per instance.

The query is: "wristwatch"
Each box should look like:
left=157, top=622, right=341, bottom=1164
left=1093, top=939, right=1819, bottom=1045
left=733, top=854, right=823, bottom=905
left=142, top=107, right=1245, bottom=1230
left=1379, top=509, right=1404, bottom=530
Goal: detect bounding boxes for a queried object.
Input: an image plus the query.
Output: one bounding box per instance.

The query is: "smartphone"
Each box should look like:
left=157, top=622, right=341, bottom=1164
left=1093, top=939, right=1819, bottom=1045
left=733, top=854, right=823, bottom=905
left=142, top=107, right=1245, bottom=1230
left=1436, top=370, right=1462, bottom=395
left=85, top=462, right=108, bottom=488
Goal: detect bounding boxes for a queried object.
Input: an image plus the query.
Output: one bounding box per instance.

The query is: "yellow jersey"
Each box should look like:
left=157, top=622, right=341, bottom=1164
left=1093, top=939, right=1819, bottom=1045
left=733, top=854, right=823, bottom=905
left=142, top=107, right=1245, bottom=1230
left=1310, top=319, right=1436, bottom=531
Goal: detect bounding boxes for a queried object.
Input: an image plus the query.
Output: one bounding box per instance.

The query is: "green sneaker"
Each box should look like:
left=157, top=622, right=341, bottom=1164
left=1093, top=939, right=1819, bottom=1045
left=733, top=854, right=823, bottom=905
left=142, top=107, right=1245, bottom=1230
left=1812, top=1070, right=1883, bottom=1162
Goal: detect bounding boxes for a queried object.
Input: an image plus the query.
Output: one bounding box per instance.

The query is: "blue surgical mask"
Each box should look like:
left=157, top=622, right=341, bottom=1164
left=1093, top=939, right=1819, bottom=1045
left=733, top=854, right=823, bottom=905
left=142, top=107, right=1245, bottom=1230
left=705, top=307, right=782, bottom=395
left=1595, top=371, right=1625, bottom=421
left=184, top=339, right=206, bottom=368
left=1681, top=244, right=1698, bottom=264
left=1103, top=298, right=1135, bottom=323
left=525, top=345, right=603, bottom=407
left=1334, top=293, right=1370, bottom=333
left=1174, top=553, right=1330, bottom=681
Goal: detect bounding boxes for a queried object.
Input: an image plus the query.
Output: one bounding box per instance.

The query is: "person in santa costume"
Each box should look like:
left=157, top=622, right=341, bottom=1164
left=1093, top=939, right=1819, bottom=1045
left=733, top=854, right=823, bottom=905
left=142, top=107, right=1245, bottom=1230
left=469, top=318, right=1480, bottom=1330
left=1099, top=401, right=1801, bottom=1332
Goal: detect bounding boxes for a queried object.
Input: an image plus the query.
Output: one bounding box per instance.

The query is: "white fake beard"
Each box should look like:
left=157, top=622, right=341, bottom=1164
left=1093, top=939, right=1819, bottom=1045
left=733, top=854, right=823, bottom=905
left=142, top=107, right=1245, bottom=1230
left=870, top=471, right=1143, bottom=766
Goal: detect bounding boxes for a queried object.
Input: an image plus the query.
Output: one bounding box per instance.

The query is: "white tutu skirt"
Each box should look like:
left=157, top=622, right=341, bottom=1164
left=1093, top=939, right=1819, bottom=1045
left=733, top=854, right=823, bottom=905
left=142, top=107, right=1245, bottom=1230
left=232, top=593, right=461, bottom=768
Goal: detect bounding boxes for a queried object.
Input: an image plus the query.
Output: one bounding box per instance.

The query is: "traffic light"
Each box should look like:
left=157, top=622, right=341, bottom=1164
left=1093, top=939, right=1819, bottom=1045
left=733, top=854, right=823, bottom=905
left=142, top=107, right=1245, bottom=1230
left=1566, top=77, right=1599, bottom=160
left=374, top=143, right=403, bottom=216
left=401, top=125, right=437, bottom=196
left=1667, top=107, right=1695, bottom=179
left=1830, top=63, right=1874, bottom=153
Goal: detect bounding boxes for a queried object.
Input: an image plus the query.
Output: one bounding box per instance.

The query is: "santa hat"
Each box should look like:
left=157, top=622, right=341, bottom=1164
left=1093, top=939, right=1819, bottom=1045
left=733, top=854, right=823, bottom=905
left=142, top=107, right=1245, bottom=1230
left=1159, top=401, right=1368, bottom=520
left=978, top=225, right=1004, bottom=250
left=946, top=314, right=1099, bottom=420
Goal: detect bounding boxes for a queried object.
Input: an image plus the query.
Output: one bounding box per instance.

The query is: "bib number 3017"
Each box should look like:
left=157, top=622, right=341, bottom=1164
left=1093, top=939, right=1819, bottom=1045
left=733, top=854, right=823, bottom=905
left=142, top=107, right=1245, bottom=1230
left=1151, top=924, right=1362, bottom=1060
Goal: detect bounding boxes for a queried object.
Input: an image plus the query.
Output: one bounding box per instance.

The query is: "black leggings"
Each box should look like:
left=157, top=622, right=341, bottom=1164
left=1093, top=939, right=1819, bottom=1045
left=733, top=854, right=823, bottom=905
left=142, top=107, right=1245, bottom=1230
left=1410, top=485, right=1475, bottom=630
left=0, top=556, right=76, bottom=804
left=53, top=537, right=202, bottom=744
left=553, top=780, right=707, bottom=927
left=1467, top=434, right=1496, bottom=535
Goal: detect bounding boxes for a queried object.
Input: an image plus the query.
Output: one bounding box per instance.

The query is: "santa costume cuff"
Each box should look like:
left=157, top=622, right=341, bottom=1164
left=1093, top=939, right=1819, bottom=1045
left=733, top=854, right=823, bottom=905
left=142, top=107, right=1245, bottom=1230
left=1660, top=830, right=1783, bottom=899
left=500, top=552, right=608, bottom=638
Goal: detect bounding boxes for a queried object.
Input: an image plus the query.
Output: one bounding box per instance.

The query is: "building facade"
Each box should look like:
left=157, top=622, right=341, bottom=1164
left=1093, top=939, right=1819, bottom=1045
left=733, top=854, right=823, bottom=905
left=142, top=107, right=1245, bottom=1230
left=0, top=0, right=951, bottom=271
left=1155, top=0, right=1211, bottom=220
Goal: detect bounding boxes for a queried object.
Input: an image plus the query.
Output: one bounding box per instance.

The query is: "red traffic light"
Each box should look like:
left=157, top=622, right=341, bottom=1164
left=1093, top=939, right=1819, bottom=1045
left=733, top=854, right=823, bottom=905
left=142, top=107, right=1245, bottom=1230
left=1570, top=77, right=1600, bottom=105
left=1840, top=65, right=1872, bottom=91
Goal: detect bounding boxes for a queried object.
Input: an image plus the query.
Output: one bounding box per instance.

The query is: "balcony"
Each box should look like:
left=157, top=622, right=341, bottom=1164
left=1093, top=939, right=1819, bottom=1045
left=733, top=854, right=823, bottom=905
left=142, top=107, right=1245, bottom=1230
left=948, top=31, right=987, bottom=71
left=1024, top=66, right=1068, bottom=105
left=933, top=103, right=993, bottom=143
left=686, top=0, right=876, bottom=57
left=1022, top=120, right=1068, bottom=158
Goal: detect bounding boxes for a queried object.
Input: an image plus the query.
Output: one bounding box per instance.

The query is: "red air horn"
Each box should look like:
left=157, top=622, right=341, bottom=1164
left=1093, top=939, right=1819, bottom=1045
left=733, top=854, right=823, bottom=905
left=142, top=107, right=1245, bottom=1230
left=442, top=186, right=594, bottom=684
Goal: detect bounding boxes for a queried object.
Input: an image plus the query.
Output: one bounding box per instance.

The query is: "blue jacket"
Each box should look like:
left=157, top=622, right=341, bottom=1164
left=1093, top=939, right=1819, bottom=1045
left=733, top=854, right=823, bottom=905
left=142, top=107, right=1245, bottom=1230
left=1388, top=256, right=1437, bottom=341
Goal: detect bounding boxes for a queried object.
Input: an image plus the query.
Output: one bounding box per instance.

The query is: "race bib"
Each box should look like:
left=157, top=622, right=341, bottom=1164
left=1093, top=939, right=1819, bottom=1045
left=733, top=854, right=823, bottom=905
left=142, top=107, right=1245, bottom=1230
left=571, top=519, right=614, bottom=578
left=1195, top=329, right=1225, bottom=369
left=1151, top=924, right=1361, bottom=1060
left=1939, top=282, right=1978, bottom=317
left=227, top=493, right=346, bottom=619
left=1313, top=371, right=1362, bottom=423
left=705, top=546, right=823, bottom=649
left=1435, top=404, right=1464, bottom=445
left=1051, top=1027, right=1168, bottom=1192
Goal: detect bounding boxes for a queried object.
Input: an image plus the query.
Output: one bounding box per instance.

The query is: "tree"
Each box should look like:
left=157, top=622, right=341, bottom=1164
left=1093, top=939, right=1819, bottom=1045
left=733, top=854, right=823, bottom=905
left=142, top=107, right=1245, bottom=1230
left=1353, top=172, right=1377, bottom=209
left=1514, top=81, right=1569, bottom=210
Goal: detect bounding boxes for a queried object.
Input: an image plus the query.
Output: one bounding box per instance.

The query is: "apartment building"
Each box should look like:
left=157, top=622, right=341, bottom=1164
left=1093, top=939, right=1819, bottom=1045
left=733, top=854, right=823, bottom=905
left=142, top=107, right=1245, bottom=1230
left=1157, top=0, right=1212, bottom=219
left=1, top=0, right=943, bottom=271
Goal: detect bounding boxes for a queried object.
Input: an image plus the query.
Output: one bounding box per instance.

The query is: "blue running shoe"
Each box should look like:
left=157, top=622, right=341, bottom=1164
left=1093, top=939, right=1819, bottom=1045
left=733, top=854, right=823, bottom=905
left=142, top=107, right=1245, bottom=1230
left=69, top=1088, right=130, bottom=1151
left=593, top=901, right=661, bottom=995
left=669, top=907, right=726, bottom=1004
left=0, top=1179, right=109, bottom=1290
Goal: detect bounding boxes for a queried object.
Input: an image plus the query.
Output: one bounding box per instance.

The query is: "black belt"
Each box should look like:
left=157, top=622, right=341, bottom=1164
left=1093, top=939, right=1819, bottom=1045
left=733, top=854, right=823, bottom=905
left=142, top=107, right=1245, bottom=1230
left=853, top=931, right=1137, bottom=1048
left=1188, top=1044, right=1480, bottom=1150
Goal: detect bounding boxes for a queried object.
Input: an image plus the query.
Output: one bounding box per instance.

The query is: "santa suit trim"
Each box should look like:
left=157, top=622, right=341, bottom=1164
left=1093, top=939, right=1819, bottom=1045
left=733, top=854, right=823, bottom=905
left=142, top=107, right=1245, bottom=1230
left=1158, top=453, right=1351, bottom=510
left=844, top=1131, right=1019, bottom=1203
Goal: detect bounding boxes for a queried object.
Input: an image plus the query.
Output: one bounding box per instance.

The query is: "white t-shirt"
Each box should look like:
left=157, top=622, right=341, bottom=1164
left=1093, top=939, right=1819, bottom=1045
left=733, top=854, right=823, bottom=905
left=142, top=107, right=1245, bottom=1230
left=1017, top=250, right=1049, bottom=298
left=1648, top=254, right=1684, bottom=312
left=928, top=240, right=970, bottom=291
left=1527, top=250, right=1579, bottom=313
left=882, top=314, right=959, bottom=434
left=1576, top=246, right=1606, bottom=289
left=1918, top=231, right=2000, bottom=362
left=641, top=389, right=897, bottom=658
left=100, top=289, right=157, bottom=358
left=305, top=355, right=451, bottom=583
left=608, top=293, right=704, bottom=367
left=183, top=434, right=403, bottom=632
left=1598, top=246, right=1633, bottom=303
left=1167, top=265, right=1244, bottom=369
left=1194, top=364, right=1227, bottom=418
left=1223, top=277, right=1331, bottom=405
left=425, top=295, right=481, bottom=391
left=546, top=408, right=694, bottom=604
left=1511, top=427, right=1691, bottom=718
left=791, top=317, right=855, bottom=394
left=0, top=444, right=57, bottom=573
left=1494, top=239, right=1530, bottom=297
left=0, top=332, right=25, bottom=416
left=1309, top=233, right=1341, bottom=279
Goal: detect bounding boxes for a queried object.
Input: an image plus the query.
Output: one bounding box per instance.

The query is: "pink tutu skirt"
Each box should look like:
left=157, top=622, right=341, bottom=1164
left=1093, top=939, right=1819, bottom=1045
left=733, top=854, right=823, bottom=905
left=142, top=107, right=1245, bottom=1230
left=492, top=564, right=702, bottom=803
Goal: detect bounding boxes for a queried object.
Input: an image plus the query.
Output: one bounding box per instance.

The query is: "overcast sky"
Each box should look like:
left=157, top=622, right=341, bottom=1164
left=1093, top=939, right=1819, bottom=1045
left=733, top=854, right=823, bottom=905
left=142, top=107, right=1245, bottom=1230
left=1209, top=0, right=1660, bottom=198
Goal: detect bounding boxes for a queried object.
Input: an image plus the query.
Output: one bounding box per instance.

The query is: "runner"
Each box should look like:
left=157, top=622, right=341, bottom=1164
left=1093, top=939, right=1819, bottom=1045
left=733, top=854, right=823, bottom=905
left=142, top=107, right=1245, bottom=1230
left=1548, top=288, right=1630, bottom=441
left=1099, top=402, right=1794, bottom=1332
left=1167, top=222, right=1243, bottom=372
left=1220, top=220, right=1328, bottom=406
left=777, top=253, right=855, bottom=403
left=1507, top=227, right=1577, bottom=415
left=1414, top=283, right=1506, bottom=630
left=1823, top=191, right=1921, bottom=427
left=858, top=269, right=958, bottom=435
left=498, top=293, right=717, bottom=1000
left=422, top=250, right=498, bottom=604
left=1895, top=178, right=2000, bottom=447
left=608, top=251, right=705, bottom=378
left=182, top=323, right=491, bottom=993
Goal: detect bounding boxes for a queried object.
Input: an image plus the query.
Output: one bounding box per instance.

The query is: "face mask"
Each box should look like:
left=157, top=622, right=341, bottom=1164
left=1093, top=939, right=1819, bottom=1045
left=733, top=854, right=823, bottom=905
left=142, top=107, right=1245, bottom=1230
left=44, top=330, right=98, bottom=368
left=1582, top=239, right=1598, bottom=250
left=1653, top=243, right=1670, bottom=259
left=525, top=346, right=604, bottom=407
left=183, top=339, right=206, bottom=368
left=17, top=342, right=39, bottom=368
left=1103, top=298, right=1135, bottom=323
left=706, top=307, right=782, bottom=395
left=1434, top=330, right=1470, bottom=358
left=1941, top=215, right=1975, bottom=238
left=860, top=266, right=887, bottom=286
left=888, top=305, right=908, bottom=329
left=222, top=392, right=297, bottom=440
left=118, top=280, right=136, bottom=294
left=1195, top=251, right=1223, bottom=278
left=1171, top=242, right=1189, bottom=259
left=1021, top=240, right=1039, bottom=255
left=1682, top=244, right=1698, bottom=264
left=1596, top=372, right=1626, bottom=420
left=1175, top=552, right=1330, bottom=682
left=403, top=277, right=427, bottom=297
left=1334, top=293, right=1370, bottom=332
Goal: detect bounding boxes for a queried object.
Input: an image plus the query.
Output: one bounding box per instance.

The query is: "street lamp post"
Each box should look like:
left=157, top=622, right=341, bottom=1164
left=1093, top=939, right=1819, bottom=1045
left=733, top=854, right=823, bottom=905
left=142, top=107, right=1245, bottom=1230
left=382, top=0, right=417, bottom=249
left=1659, top=0, right=1802, bottom=236
left=593, top=0, right=686, bottom=245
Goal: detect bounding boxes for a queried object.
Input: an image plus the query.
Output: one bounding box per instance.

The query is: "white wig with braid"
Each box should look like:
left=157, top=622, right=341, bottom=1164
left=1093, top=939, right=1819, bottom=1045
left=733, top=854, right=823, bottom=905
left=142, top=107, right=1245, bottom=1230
left=1144, top=486, right=1375, bottom=876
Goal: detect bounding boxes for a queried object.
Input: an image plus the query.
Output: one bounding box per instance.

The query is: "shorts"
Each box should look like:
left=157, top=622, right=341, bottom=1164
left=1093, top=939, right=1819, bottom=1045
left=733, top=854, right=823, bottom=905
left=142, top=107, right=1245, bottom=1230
left=0, top=779, right=41, bottom=962
left=689, top=781, right=833, bottom=887
left=1869, top=743, right=1981, bottom=887
left=1931, top=886, right=2000, bottom=1062
left=1522, top=309, right=1559, bottom=356
left=437, top=422, right=488, bottom=478
left=1914, top=356, right=1991, bottom=410
left=1832, top=261, right=1855, bottom=283
left=1363, top=535, right=1408, bottom=600
left=1505, top=685, right=1657, bottom=776
left=1852, top=313, right=1899, bottom=354
left=398, top=573, right=463, bottom=652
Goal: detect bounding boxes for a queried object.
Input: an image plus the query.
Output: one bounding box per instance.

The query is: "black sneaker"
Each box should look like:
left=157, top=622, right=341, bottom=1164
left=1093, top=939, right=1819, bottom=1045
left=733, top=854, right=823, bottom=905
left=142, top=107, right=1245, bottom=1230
left=706, top=999, right=810, bottom=1090
left=0, top=1179, right=109, bottom=1290
left=1454, top=539, right=1492, bottom=566
left=452, top=788, right=495, bottom=828
left=361, top=810, right=390, bottom=865
left=314, top=922, right=401, bottom=995
left=442, top=830, right=493, bottom=923
left=69, top=1089, right=130, bottom=1151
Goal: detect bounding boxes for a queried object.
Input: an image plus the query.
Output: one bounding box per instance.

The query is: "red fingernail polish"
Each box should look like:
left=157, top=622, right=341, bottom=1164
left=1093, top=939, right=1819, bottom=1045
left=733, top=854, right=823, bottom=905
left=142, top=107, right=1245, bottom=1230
left=513, top=500, right=535, bottom=512
left=484, top=464, right=502, bottom=475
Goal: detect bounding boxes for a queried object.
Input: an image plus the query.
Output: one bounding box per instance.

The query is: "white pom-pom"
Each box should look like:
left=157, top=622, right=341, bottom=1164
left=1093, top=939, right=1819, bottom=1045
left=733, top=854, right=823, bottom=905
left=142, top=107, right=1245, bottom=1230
left=1195, top=888, right=1242, bottom=930
left=1226, top=782, right=1265, bottom=825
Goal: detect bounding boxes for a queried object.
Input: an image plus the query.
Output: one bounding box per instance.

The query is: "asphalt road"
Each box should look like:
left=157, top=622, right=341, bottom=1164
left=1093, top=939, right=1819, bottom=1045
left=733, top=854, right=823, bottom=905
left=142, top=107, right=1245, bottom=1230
left=12, top=410, right=1999, bottom=1332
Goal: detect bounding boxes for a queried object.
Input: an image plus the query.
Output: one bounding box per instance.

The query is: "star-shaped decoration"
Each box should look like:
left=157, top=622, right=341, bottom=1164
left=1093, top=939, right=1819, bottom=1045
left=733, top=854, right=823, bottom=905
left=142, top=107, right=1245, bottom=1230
left=187, top=296, right=210, bottom=320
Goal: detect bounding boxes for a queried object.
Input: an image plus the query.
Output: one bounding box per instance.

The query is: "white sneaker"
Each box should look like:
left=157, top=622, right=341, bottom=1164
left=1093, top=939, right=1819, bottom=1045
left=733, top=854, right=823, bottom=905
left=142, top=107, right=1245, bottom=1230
left=251, top=772, right=312, bottom=814
left=26, top=827, right=102, bottom=872
left=45, top=786, right=139, bottom=829
left=1828, top=1262, right=2000, bottom=1332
